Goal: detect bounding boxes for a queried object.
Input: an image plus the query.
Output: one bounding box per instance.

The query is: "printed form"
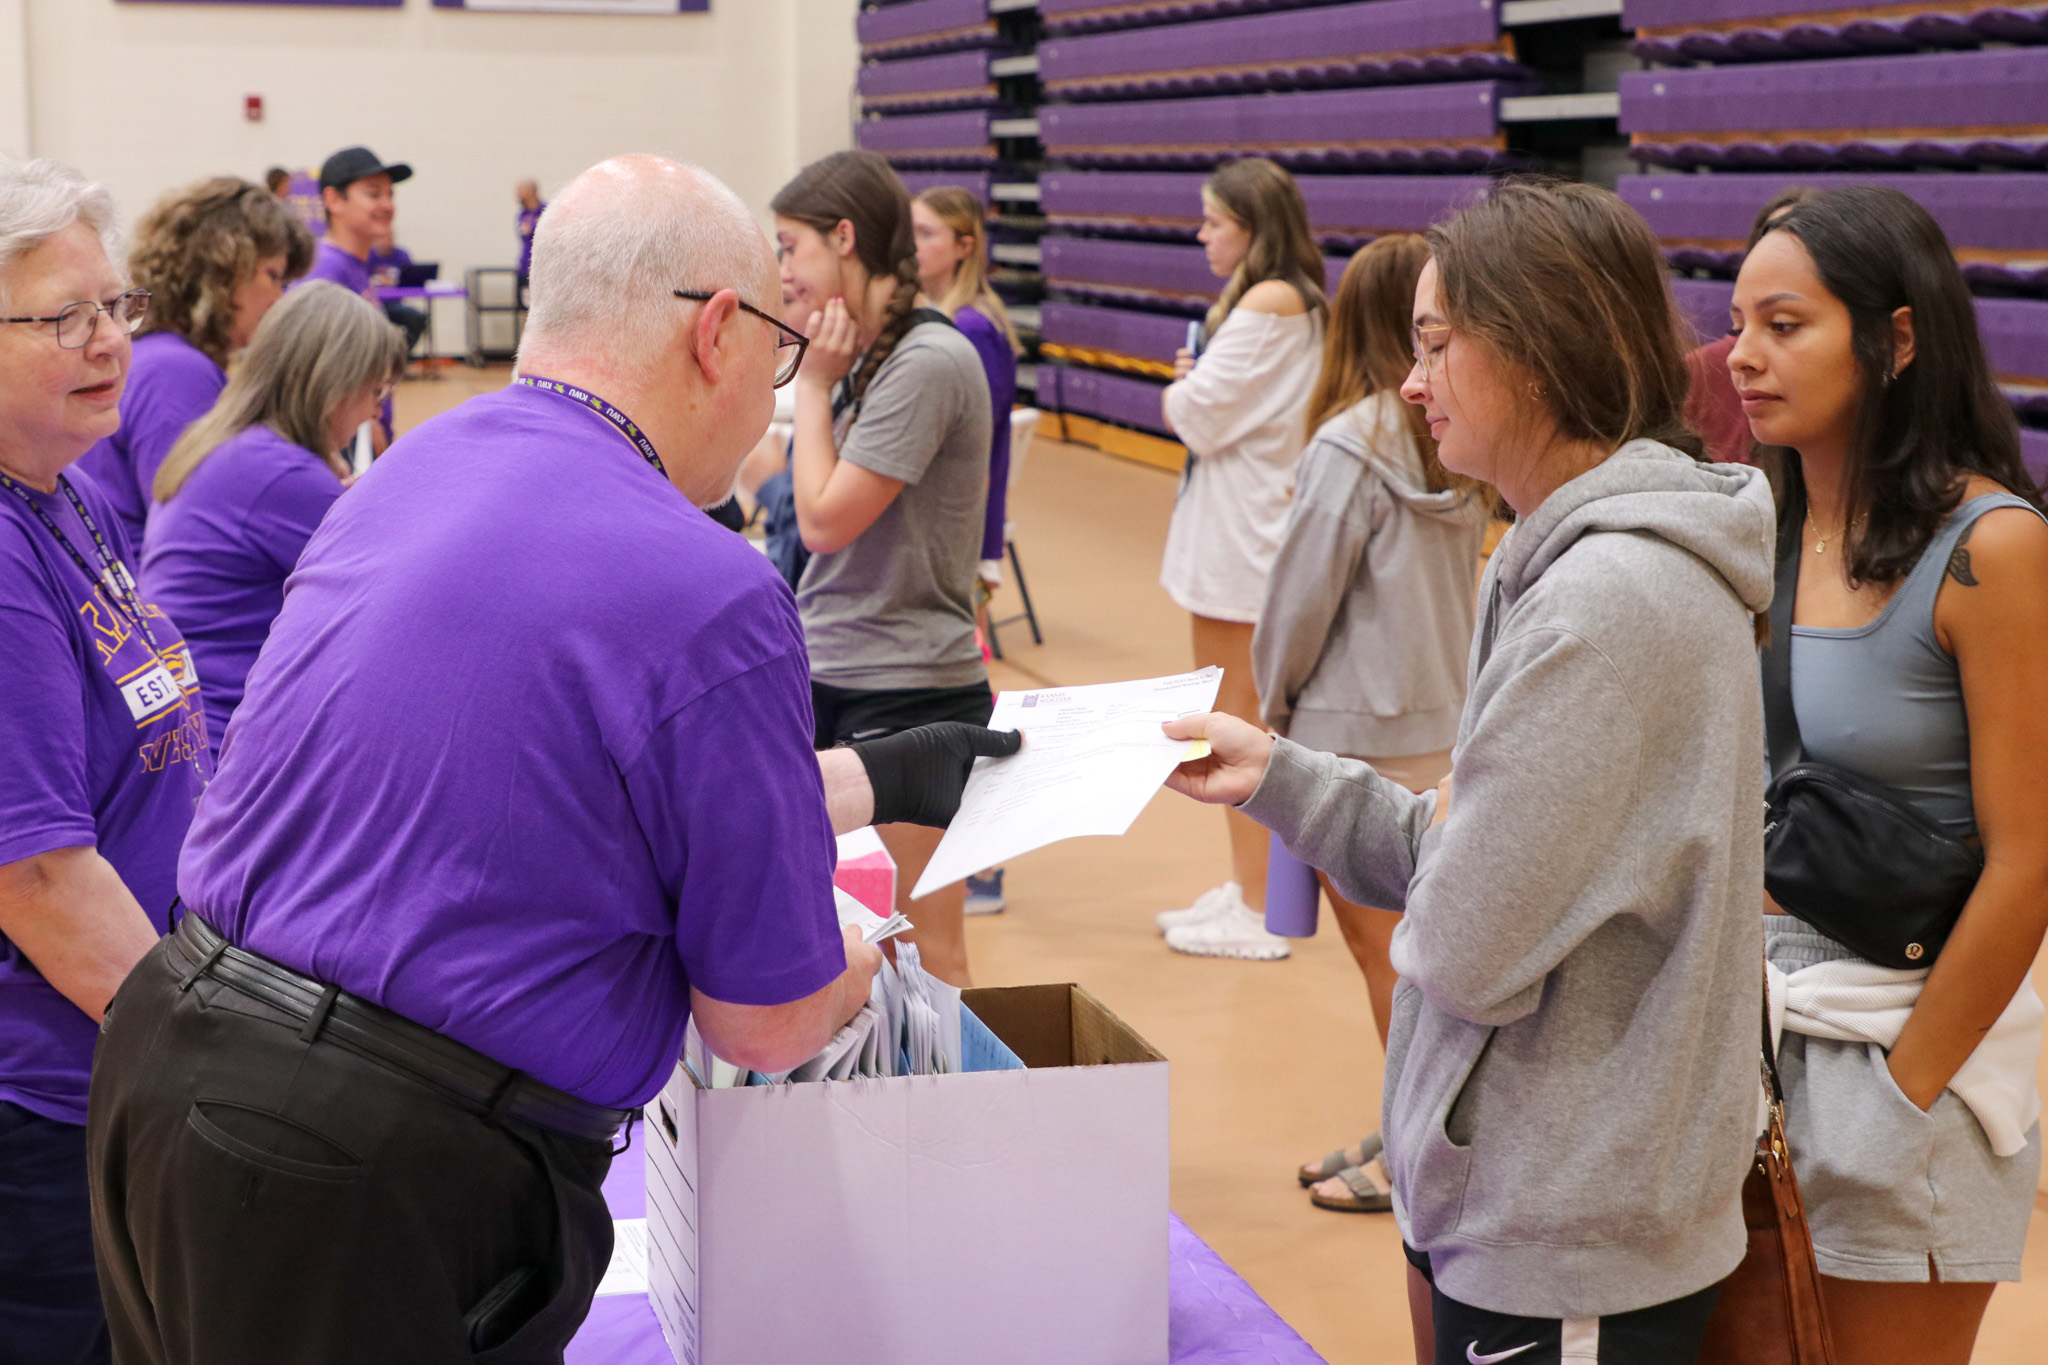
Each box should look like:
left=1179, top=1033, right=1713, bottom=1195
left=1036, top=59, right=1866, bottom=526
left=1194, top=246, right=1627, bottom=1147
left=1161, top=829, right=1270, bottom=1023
left=912, top=668, right=1222, bottom=899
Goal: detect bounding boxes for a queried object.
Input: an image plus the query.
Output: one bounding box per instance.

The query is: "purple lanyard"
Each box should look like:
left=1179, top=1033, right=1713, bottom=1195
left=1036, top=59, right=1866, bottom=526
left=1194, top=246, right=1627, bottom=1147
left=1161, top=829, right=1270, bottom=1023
left=0, top=471, right=164, bottom=651
left=511, top=374, right=666, bottom=478
left=0, top=469, right=208, bottom=779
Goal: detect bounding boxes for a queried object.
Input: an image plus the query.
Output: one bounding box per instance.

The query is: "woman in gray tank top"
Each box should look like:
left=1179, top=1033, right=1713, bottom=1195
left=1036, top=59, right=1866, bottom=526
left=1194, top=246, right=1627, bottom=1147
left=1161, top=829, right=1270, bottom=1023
left=1729, top=186, right=2048, bottom=1365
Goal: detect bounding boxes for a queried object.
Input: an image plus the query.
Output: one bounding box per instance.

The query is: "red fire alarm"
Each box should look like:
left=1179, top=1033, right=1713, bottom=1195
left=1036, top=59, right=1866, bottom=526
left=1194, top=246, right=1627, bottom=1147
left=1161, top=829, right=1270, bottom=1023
left=244, top=95, right=263, bottom=123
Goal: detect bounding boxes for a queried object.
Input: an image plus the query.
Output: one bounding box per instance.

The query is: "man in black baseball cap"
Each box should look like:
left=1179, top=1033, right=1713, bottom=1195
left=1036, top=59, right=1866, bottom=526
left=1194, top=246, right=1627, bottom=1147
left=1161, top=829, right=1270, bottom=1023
left=303, top=148, right=414, bottom=456
left=302, top=147, right=412, bottom=300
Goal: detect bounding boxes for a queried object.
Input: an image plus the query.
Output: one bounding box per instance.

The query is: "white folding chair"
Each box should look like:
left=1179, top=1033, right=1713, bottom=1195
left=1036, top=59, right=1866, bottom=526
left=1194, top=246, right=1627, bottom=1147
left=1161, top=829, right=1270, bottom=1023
left=986, top=408, right=1043, bottom=659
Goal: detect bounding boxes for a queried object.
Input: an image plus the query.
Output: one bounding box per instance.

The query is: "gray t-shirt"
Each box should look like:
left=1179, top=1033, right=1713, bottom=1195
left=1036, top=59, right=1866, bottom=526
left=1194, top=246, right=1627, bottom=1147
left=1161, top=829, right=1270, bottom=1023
left=798, top=318, right=993, bottom=690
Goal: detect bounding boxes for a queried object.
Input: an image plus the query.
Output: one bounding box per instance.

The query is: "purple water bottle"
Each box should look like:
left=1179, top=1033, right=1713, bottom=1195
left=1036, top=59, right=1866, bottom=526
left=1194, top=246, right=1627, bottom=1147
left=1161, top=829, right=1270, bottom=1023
left=1264, top=831, right=1320, bottom=937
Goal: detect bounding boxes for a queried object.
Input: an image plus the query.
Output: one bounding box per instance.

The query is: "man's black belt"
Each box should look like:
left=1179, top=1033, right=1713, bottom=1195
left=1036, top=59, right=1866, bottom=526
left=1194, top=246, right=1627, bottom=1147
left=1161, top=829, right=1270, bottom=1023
left=170, top=911, right=631, bottom=1145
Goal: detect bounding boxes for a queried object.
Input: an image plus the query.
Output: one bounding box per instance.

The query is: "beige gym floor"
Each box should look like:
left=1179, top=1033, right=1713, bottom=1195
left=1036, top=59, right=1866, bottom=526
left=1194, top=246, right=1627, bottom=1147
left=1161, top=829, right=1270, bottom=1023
left=400, top=368, right=2048, bottom=1364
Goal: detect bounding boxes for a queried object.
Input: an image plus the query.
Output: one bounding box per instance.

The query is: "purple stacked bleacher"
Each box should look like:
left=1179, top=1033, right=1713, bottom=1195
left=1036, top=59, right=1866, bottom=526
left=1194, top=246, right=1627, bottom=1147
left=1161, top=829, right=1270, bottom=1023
left=1626, top=0, right=2048, bottom=66
left=1041, top=171, right=1488, bottom=247
left=1619, top=47, right=2048, bottom=168
left=855, top=109, right=996, bottom=167
left=1032, top=3, right=1517, bottom=443
left=1036, top=364, right=1177, bottom=436
left=1979, top=297, right=2048, bottom=423
left=858, top=0, right=1000, bottom=59
left=1039, top=0, right=1523, bottom=100
left=1618, top=173, right=2048, bottom=293
left=2025, top=431, right=2048, bottom=491
left=1039, top=300, right=1189, bottom=371
left=858, top=50, right=1000, bottom=112
left=1039, top=0, right=1338, bottom=38
left=1042, top=238, right=1228, bottom=312
left=1044, top=237, right=1349, bottom=311
left=1040, top=81, right=1515, bottom=169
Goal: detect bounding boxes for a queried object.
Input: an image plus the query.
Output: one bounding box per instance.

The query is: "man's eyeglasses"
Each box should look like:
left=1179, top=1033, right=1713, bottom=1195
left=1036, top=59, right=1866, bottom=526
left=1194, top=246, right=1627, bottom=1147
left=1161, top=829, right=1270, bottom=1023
left=1411, top=323, right=1453, bottom=377
left=3, top=288, right=151, bottom=349
left=674, top=289, right=809, bottom=388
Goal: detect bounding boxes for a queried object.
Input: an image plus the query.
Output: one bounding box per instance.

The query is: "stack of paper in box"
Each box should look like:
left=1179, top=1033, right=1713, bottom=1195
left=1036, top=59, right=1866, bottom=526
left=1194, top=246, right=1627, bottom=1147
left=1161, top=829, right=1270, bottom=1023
left=646, top=983, right=1170, bottom=1365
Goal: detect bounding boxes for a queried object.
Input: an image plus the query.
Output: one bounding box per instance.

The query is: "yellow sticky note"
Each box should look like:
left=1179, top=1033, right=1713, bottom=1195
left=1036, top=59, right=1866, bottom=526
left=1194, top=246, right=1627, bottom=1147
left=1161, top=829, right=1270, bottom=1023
left=1182, top=739, right=1211, bottom=761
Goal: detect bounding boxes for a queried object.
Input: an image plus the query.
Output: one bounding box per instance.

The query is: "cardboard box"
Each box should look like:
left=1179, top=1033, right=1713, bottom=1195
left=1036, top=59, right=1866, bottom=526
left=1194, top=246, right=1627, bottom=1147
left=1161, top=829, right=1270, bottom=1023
left=833, top=826, right=896, bottom=918
left=645, top=984, right=1169, bottom=1365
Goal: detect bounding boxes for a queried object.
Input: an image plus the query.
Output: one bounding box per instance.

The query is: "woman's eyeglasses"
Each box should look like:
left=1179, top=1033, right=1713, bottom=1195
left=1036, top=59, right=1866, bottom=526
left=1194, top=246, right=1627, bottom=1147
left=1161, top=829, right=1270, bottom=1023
left=1411, top=323, right=1453, bottom=377
left=3, top=289, right=151, bottom=349
left=673, top=289, right=809, bottom=388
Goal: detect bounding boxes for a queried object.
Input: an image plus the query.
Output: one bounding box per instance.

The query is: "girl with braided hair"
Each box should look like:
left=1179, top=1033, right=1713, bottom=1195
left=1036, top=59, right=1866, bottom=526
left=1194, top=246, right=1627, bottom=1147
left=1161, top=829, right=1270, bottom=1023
left=772, top=151, right=995, bottom=987
left=73, top=177, right=313, bottom=547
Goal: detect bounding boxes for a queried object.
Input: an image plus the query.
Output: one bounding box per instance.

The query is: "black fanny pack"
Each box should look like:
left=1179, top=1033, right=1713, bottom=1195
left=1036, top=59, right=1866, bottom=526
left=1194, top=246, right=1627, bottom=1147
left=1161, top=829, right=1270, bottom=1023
left=1761, top=521, right=1982, bottom=969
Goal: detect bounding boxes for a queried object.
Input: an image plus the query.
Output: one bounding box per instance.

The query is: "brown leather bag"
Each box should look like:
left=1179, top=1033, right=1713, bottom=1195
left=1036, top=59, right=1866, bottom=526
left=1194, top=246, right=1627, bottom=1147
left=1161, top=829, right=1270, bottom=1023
left=1696, top=991, right=1838, bottom=1365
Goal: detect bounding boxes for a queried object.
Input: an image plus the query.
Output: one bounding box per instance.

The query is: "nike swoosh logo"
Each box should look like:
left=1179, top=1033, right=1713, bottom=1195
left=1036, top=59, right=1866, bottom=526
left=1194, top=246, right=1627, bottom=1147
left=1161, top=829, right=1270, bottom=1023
left=1467, top=1343, right=1541, bottom=1364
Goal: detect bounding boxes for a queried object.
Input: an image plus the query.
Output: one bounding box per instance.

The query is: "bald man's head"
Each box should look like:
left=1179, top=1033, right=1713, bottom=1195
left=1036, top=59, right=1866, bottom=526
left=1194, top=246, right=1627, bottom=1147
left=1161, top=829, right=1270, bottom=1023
left=521, top=155, right=776, bottom=378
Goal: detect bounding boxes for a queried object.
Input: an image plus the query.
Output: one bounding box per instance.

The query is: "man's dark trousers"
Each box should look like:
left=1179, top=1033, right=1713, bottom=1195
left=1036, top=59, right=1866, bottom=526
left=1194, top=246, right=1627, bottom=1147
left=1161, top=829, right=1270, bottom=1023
left=87, top=931, right=614, bottom=1365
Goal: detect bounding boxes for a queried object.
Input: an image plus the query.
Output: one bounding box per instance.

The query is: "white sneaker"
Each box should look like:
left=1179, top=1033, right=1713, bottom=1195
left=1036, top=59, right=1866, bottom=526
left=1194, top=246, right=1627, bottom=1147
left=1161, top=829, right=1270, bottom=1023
left=1165, top=902, right=1293, bottom=961
left=1155, top=881, right=1237, bottom=935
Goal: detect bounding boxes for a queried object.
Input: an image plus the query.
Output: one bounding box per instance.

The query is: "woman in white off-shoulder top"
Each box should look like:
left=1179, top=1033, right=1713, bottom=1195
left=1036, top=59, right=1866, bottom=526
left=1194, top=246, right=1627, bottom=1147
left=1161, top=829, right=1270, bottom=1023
left=1155, top=157, right=1327, bottom=960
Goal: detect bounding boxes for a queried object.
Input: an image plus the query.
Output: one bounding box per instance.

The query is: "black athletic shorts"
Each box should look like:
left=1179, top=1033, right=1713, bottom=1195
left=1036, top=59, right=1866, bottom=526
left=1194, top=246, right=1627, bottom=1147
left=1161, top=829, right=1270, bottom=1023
left=811, top=680, right=994, bottom=749
left=1403, top=1243, right=1721, bottom=1365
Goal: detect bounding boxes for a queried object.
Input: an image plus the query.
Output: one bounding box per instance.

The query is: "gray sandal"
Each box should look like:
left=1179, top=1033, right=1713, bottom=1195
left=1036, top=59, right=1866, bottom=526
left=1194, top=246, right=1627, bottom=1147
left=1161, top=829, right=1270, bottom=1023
left=1297, top=1131, right=1383, bottom=1188
left=1308, top=1159, right=1394, bottom=1214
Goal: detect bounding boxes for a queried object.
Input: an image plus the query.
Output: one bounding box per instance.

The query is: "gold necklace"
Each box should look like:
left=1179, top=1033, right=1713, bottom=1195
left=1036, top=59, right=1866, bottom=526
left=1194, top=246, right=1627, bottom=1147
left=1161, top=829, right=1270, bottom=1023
left=1805, top=507, right=1859, bottom=555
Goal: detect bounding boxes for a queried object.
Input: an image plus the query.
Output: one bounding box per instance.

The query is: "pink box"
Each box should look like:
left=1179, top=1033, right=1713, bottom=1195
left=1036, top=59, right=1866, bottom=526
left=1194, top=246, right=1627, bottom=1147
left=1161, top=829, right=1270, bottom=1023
left=833, top=826, right=897, bottom=917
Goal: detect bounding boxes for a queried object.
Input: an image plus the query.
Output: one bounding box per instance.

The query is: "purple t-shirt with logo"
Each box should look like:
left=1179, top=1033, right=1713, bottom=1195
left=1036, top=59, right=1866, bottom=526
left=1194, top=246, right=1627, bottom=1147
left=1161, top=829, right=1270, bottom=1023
left=177, top=384, right=846, bottom=1109
left=0, top=474, right=208, bottom=1124
left=71, top=332, right=227, bottom=549
left=141, top=425, right=345, bottom=760
left=367, top=244, right=412, bottom=289
left=302, top=239, right=372, bottom=296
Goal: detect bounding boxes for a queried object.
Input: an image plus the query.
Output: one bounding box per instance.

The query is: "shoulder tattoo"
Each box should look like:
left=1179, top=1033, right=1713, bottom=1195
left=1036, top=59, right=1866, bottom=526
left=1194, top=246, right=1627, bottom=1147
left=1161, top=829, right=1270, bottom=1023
left=1945, top=521, right=1979, bottom=588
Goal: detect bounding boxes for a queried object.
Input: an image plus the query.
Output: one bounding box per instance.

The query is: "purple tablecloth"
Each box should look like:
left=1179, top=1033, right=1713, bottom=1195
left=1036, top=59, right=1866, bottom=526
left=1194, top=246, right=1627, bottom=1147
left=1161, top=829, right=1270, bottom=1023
left=567, top=1123, right=1326, bottom=1365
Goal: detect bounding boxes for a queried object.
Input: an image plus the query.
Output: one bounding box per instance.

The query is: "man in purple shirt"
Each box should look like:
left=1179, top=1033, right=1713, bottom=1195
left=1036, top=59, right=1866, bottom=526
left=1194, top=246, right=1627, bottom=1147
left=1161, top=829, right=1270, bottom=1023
left=302, top=148, right=409, bottom=451
left=302, top=145, right=407, bottom=299
left=88, top=154, right=1019, bottom=1364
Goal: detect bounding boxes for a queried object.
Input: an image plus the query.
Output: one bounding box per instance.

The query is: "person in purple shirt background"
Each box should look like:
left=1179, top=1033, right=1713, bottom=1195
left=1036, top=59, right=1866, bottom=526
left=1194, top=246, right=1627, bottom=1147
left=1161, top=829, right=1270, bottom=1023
left=0, top=159, right=209, bottom=1365
left=143, top=281, right=405, bottom=759
left=302, top=148, right=409, bottom=455
left=71, top=177, right=312, bottom=548
left=911, top=186, right=1021, bottom=586
left=912, top=185, right=1022, bottom=915
left=516, top=177, right=545, bottom=296
left=367, top=225, right=429, bottom=355
left=302, top=145, right=408, bottom=299
left=88, top=154, right=1019, bottom=1364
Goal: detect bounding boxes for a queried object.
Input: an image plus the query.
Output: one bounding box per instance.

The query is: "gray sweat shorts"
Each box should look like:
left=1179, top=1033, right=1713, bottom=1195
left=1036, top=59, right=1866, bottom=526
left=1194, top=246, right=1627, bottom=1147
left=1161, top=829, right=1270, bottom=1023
left=1765, top=919, right=2041, bottom=1283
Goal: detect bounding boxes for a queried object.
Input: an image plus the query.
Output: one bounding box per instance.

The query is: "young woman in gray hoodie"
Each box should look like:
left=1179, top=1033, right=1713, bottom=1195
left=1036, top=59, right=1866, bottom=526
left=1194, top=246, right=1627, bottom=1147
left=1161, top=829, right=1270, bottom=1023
left=1251, top=235, right=1492, bottom=1215
left=1166, top=180, right=1775, bottom=1365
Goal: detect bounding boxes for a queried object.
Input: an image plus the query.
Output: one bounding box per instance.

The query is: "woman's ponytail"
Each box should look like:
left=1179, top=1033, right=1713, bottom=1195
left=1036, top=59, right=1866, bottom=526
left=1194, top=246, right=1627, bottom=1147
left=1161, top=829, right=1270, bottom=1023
left=848, top=254, right=921, bottom=410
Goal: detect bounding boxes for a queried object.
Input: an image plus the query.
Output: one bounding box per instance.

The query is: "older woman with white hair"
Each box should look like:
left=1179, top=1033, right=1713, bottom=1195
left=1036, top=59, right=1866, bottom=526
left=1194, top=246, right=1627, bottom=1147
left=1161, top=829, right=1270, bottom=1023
left=0, top=159, right=208, bottom=1363
left=143, top=281, right=405, bottom=758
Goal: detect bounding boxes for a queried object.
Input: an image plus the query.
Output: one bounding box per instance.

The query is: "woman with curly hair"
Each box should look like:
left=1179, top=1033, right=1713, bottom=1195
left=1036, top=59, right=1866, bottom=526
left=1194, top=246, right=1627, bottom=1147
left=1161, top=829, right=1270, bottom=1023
left=73, top=176, right=312, bottom=546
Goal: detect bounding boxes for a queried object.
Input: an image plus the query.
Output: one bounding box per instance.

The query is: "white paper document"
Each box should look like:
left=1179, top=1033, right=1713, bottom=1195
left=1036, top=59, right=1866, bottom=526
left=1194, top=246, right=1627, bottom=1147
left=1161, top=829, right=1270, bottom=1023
left=833, top=885, right=912, bottom=946
left=911, top=668, right=1223, bottom=899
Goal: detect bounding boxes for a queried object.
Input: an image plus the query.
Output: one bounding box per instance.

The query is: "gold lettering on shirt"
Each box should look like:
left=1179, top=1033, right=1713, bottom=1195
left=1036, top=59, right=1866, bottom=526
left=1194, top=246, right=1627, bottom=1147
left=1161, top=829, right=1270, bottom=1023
left=77, top=587, right=133, bottom=665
